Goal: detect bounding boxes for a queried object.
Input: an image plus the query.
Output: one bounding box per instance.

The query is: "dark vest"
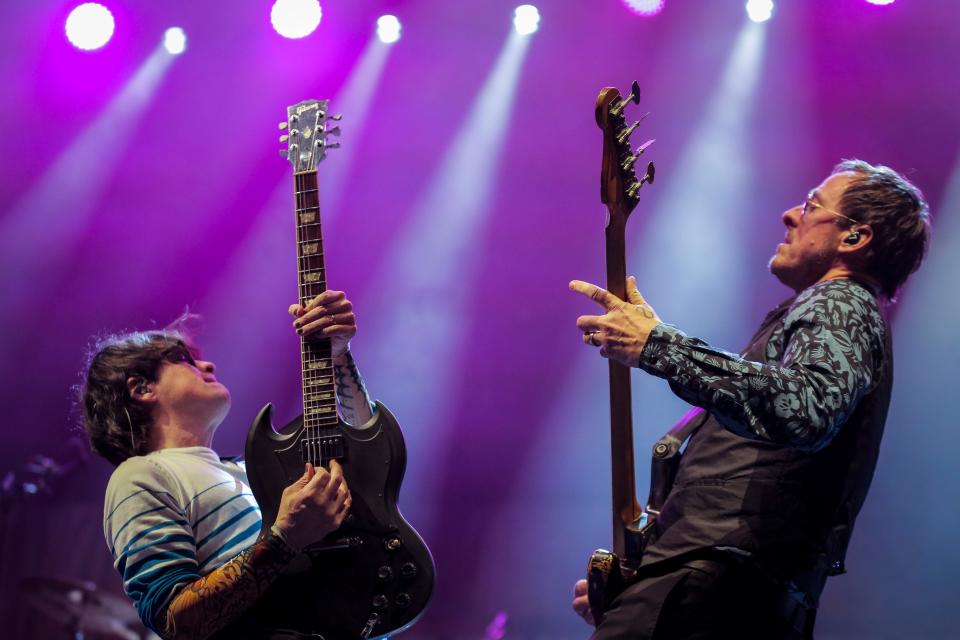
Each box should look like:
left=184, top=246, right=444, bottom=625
left=642, top=295, right=893, bottom=601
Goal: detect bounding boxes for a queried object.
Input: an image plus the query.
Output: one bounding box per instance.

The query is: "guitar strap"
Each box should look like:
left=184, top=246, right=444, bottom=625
left=647, top=296, right=797, bottom=507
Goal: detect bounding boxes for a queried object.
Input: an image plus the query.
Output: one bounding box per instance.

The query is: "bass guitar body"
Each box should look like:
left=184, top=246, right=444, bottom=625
left=586, top=519, right=650, bottom=625
left=237, top=401, right=434, bottom=639
left=587, top=439, right=681, bottom=624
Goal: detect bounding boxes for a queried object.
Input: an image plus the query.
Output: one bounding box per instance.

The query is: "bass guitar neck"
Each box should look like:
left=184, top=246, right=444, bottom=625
left=586, top=80, right=658, bottom=626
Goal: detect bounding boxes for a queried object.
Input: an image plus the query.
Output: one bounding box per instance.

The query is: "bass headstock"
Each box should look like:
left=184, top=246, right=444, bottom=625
left=279, top=99, right=342, bottom=172
left=595, top=80, right=655, bottom=221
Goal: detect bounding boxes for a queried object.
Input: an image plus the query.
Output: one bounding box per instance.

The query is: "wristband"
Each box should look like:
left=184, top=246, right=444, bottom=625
left=268, top=524, right=300, bottom=553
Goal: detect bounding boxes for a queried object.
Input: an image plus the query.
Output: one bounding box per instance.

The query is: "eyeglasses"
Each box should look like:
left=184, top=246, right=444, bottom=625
left=802, top=197, right=859, bottom=226
left=161, top=343, right=198, bottom=367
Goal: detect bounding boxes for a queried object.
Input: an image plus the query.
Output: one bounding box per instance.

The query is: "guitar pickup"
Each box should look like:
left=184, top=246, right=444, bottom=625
left=300, top=434, right=345, bottom=465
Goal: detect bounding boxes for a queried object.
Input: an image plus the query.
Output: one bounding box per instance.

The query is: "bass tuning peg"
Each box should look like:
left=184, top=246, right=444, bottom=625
left=610, top=80, right=642, bottom=117
left=626, top=162, right=656, bottom=198
left=644, top=161, right=656, bottom=185
left=621, top=138, right=656, bottom=172
left=617, top=119, right=641, bottom=146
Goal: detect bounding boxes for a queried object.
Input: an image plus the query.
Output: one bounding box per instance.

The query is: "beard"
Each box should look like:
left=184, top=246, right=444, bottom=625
left=769, top=243, right=835, bottom=292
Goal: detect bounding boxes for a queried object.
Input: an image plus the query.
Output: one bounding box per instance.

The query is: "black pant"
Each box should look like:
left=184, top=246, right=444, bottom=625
left=591, top=554, right=812, bottom=640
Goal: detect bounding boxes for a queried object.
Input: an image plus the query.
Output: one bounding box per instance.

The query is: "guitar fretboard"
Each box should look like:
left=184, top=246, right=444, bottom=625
left=295, top=170, right=338, bottom=433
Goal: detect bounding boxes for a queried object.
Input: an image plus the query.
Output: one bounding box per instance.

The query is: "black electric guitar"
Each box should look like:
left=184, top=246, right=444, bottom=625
left=238, top=99, right=434, bottom=640
left=584, top=81, right=672, bottom=626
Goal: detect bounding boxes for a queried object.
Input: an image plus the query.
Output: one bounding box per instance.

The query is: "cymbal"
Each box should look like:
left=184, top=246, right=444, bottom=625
left=22, top=576, right=143, bottom=639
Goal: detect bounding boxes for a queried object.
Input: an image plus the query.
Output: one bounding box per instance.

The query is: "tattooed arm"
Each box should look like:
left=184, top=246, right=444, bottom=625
left=291, top=290, right=376, bottom=426
left=333, top=349, right=375, bottom=425
left=162, top=530, right=296, bottom=639
left=161, top=462, right=351, bottom=640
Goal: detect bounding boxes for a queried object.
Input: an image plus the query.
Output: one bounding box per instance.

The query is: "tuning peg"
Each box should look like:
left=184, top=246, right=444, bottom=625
left=609, top=81, right=642, bottom=117
left=279, top=149, right=288, bottom=157
left=621, top=139, right=656, bottom=172
left=280, top=134, right=289, bottom=143
left=617, top=120, right=641, bottom=146
left=626, top=162, right=656, bottom=199
left=325, top=126, right=341, bottom=137
left=326, top=141, right=341, bottom=150
left=279, top=122, right=288, bottom=130
left=330, top=113, right=343, bottom=121
left=616, top=113, right=651, bottom=146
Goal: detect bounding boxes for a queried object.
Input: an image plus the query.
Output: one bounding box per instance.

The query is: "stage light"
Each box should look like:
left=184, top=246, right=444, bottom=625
left=376, top=15, right=401, bottom=44
left=865, top=0, right=895, bottom=5
left=163, top=27, right=187, bottom=55
left=271, top=0, right=322, bottom=39
left=513, top=5, right=540, bottom=35
left=746, top=0, right=774, bottom=23
left=65, top=3, right=115, bottom=51
left=622, top=0, right=666, bottom=16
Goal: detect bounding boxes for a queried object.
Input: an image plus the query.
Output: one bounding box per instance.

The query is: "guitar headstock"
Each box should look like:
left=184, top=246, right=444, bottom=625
left=279, top=99, right=342, bottom=171
left=595, top=80, right=655, bottom=220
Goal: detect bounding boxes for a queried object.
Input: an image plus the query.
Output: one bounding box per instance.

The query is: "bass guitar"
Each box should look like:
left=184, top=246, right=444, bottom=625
left=239, top=99, right=435, bottom=639
left=584, top=81, right=670, bottom=626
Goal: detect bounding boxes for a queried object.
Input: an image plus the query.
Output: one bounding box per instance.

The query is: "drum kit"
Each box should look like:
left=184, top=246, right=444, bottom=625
left=21, top=576, right=158, bottom=640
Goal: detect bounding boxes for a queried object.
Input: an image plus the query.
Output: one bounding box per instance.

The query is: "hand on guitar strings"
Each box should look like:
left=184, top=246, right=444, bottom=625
left=570, top=276, right=662, bottom=367
left=290, top=290, right=357, bottom=357
left=572, top=578, right=595, bottom=626
left=273, top=460, right=352, bottom=551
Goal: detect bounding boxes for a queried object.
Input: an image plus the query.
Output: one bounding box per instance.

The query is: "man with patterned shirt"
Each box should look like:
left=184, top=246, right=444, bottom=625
left=81, top=290, right=372, bottom=639
left=570, top=160, right=931, bottom=638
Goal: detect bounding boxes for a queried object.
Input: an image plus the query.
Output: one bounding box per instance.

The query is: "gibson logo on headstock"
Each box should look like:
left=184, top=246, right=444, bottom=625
left=296, top=103, right=321, bottom=115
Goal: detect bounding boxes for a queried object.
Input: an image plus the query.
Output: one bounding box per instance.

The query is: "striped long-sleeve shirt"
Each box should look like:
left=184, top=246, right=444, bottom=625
left=103, top=446, right=262, bottom=633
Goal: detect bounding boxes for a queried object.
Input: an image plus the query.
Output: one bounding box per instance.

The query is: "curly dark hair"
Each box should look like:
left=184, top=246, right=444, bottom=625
left=80, top=327, right=200, bottom=466
left=832, top=159, right=931, bottom=300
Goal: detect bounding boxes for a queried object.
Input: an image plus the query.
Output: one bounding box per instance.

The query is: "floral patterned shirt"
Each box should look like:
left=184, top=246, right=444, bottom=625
left=637, top=279, right=887, bottom=452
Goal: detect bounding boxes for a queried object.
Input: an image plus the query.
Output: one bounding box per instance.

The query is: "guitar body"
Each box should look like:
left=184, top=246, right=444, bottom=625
left=586, top=513, right=657, bottom=624
left=231, top=401, right=434, bottom=639
left=587, top=549, right=630, bottom=625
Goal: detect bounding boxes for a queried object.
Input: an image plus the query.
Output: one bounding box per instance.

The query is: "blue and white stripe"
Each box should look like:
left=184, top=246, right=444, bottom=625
left=103, top=447, right=262, bottom=632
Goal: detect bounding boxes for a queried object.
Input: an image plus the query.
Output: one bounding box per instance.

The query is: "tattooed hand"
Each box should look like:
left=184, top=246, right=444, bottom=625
left=290, top=290, right=356, bottom=357
left=571, top=275, right=662, bottom=367
left=273, top=461, right=352, bottom=551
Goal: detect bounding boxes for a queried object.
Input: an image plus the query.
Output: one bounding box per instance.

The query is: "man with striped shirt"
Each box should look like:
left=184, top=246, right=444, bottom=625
left=82, top=290, right=372, bottom=639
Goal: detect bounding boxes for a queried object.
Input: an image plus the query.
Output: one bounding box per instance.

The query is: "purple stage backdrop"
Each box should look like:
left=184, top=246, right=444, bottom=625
left=1, top=1, right=958, bottom=638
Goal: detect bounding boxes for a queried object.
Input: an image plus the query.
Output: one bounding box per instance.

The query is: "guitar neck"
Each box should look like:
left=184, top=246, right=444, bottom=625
left=294, top=170, right=338, bottom=431
left=604, top=210, right=642, bottom=558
